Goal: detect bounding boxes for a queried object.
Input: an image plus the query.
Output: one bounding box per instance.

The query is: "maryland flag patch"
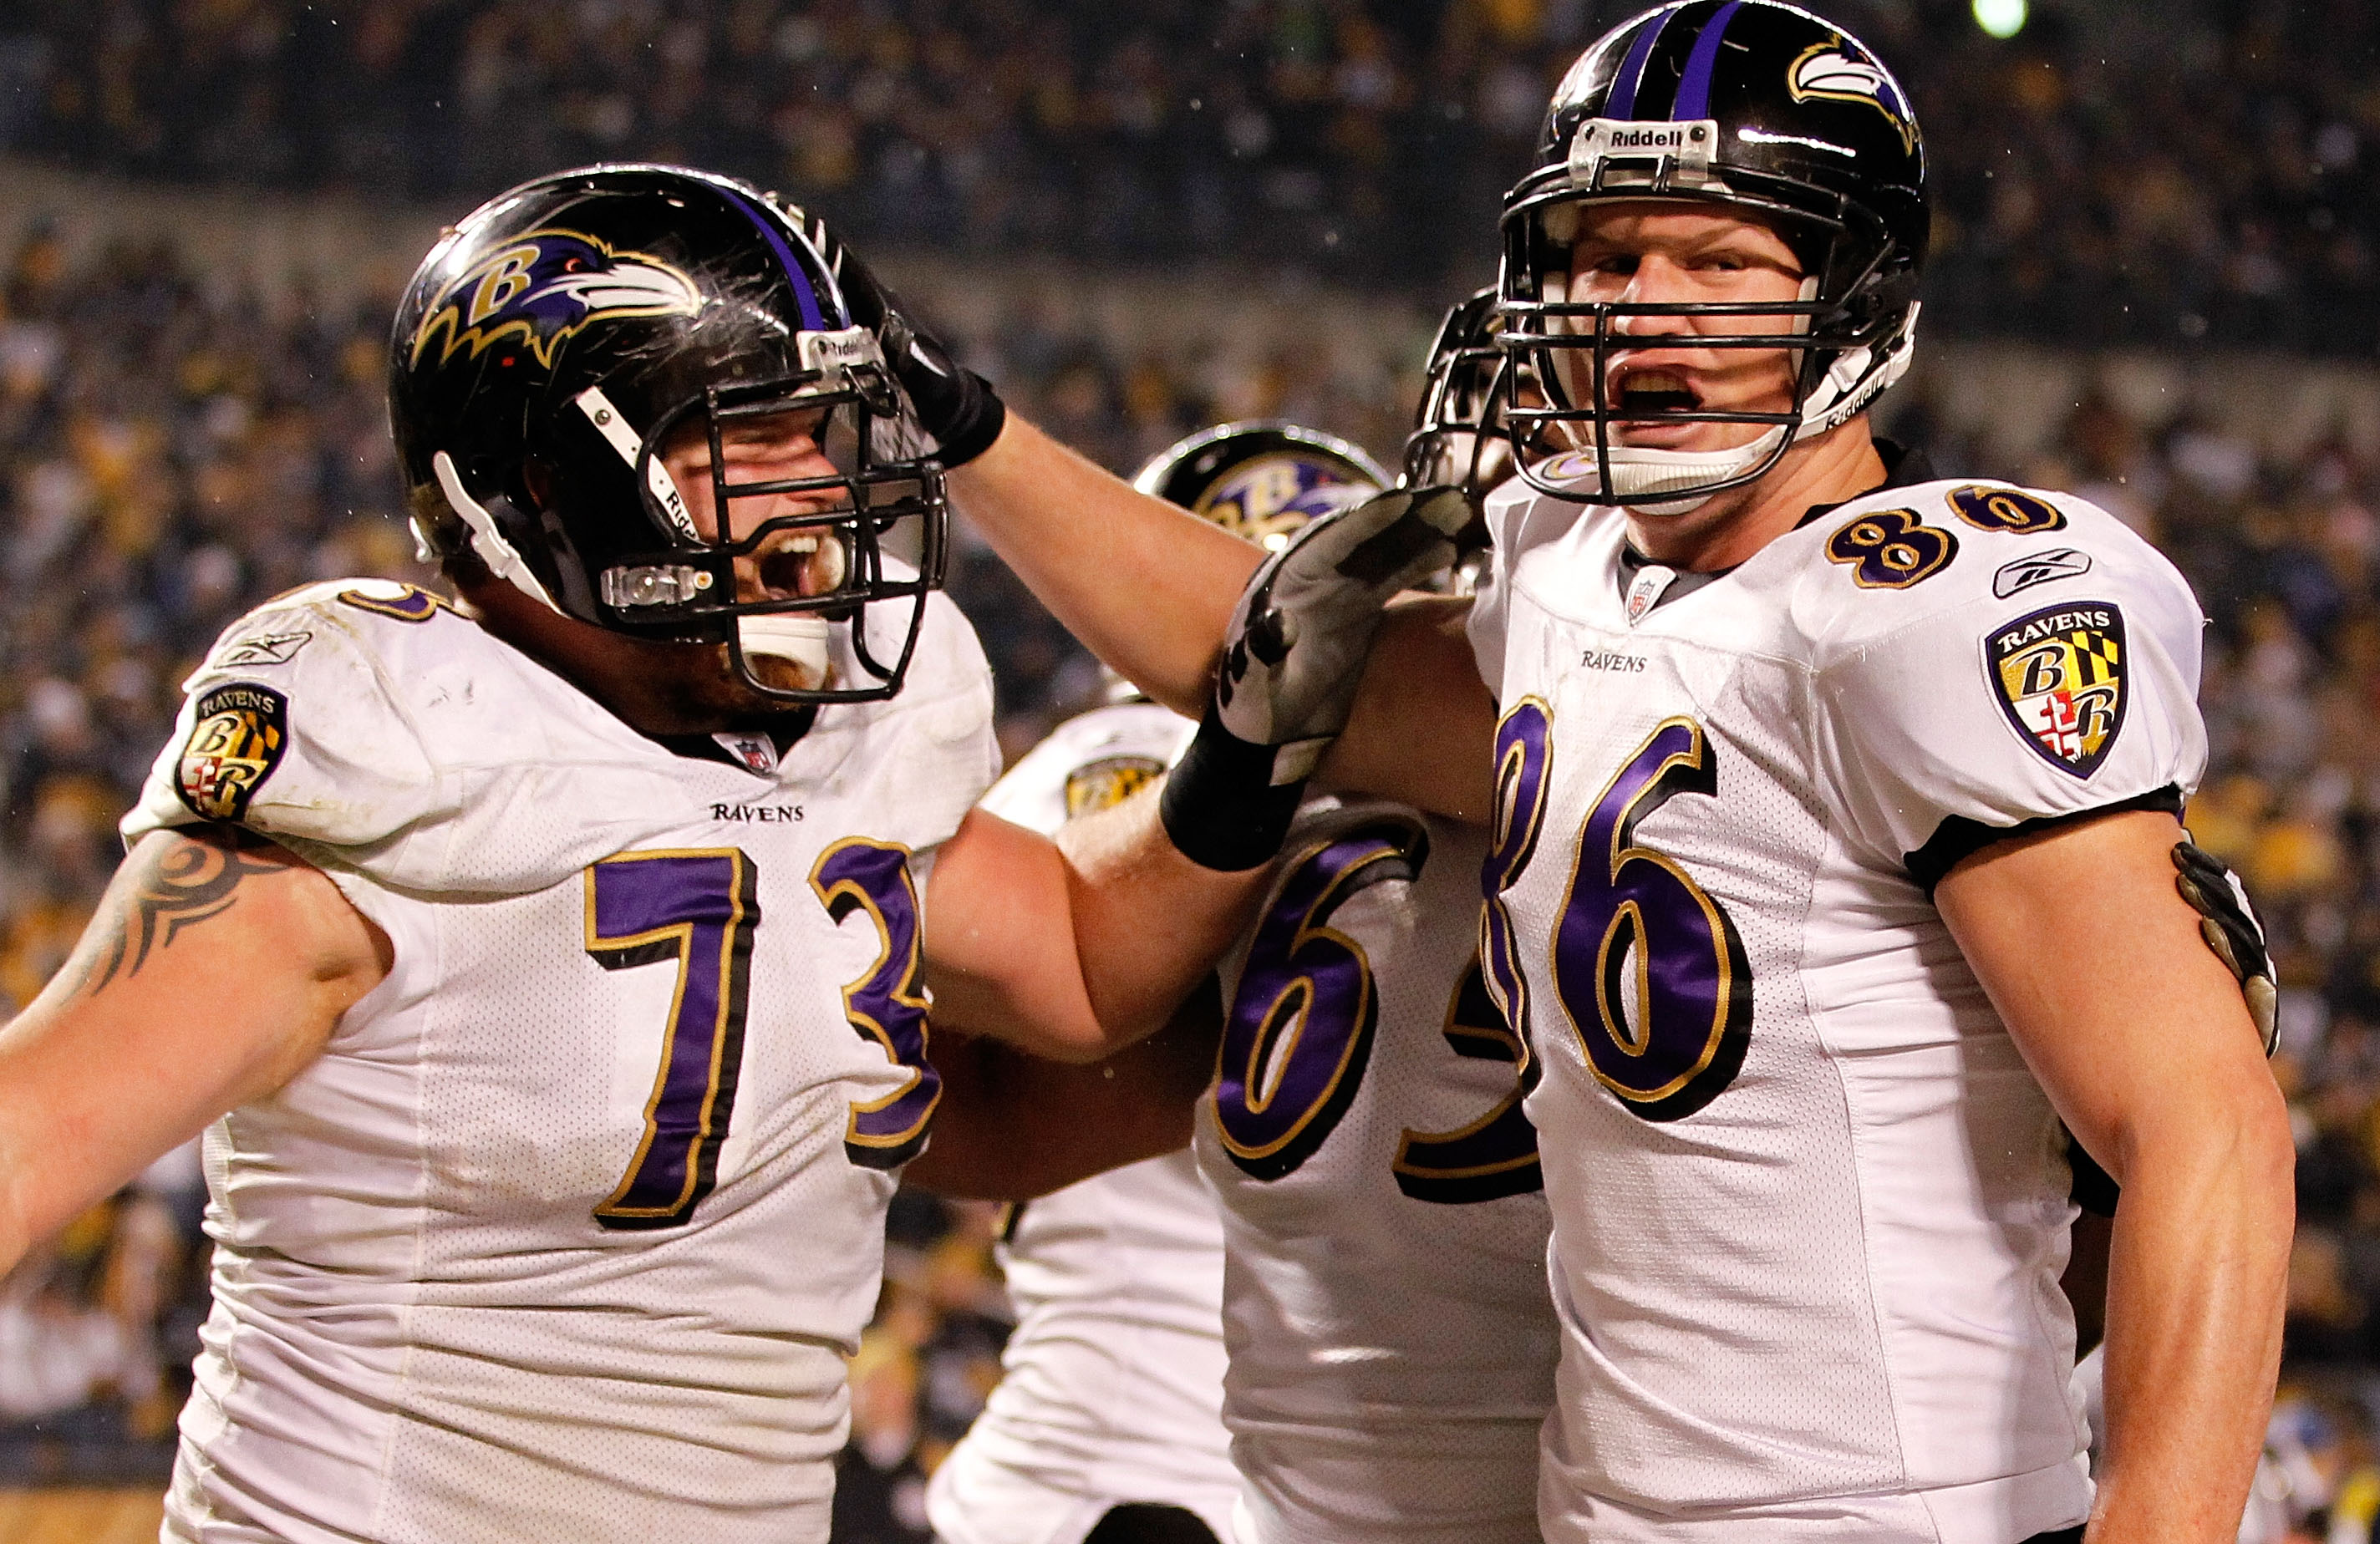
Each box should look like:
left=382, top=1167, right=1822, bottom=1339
left=1986, top=602, right=2128, bottom=778
left=176, top=683, right=289, bottom=821
left=1063, top=755, right=1168, bottom=819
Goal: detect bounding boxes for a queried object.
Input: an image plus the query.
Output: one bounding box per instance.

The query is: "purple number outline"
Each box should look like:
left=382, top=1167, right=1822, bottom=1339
left=1551, top=716, right=1752, bottom=1121
left=1947, top=484, right=2065, bottom=534
left=1391, top=957, right=1543, bottom=1203
left=1480, top=697, right=1554, bottom=1093
left=1212, top=817, right=1426, bottom=1181
left=585, top=848, right=760, bottom=1230
left=811, top=838, right=940, bottom=1170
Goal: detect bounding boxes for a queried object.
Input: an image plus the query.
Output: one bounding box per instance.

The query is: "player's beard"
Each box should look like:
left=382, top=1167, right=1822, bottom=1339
left=661, top=636, right=834, bottom=731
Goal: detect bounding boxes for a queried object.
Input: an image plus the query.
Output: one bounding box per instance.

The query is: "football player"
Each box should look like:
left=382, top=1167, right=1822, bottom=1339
left=916, top=422, right=1555, bottom=1544
left=0, top=165, right=1329, bottom=1544
left=806, top=5, right=2295, bottom=1541
left=919, top=425, right=1354, bottom=1544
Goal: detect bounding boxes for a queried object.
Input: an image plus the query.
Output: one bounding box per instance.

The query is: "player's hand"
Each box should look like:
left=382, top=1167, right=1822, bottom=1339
left=1218, top=485, right=1472, bottom=754
left=2171, top=839, right=2279, bottom=1055
left=1162, top=487, right=1471, bottom=870
left=784, top=204, right=1006, bottom=467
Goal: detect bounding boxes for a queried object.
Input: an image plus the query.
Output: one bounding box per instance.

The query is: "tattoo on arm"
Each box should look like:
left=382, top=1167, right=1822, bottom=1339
left=77, top=827, right=288, bottom=998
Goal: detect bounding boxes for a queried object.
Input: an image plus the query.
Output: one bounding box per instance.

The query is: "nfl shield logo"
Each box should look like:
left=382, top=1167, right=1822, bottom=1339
left=1625, top=565, right=1677, bottom=627
left=1985, top=602, right=2128, bottom=778
left=715, top=733, right=778, bottom=775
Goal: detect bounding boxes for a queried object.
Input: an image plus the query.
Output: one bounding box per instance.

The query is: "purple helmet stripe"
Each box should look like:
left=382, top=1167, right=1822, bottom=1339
left=1604, top=5, right=1679, bottom=120
left=1672, top=1, right=1746, bottom=120
left=715, top=187, right=830, bottom=335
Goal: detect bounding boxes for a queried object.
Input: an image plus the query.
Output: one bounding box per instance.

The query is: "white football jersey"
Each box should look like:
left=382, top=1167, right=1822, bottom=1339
left=1467, top=472, right=2208, bottom=1543
left=1197, top=797, right=1558, bottom=1544
left=120, top=579, right=999, bottom=1544
left=929, top=701, right=1238, bottom=1544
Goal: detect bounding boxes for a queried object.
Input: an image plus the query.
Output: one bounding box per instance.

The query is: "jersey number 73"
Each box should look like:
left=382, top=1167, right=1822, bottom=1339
left=583, top=841, right=938, bottom=1232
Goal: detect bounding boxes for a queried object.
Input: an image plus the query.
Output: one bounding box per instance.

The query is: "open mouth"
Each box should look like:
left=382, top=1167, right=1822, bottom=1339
left=752, top=528, right=850, bottom=600
left=1611, top=368, right=1700, bottom=417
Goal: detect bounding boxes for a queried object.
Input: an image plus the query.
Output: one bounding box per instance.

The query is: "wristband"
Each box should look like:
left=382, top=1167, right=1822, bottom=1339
left=934, top=383, right=1006, bottom=469
left=1158, top=703, right=1321, bottom=871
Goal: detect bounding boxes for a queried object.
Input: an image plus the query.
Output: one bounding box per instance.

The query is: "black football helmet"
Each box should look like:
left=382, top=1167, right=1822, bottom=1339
left=389, top=163, right=946, bottom=704
left=1132, top=422, right=1390, bottom=551
left=1106, top=423, right=1390, bottom=703
left=1496, top=0, right=1928, bottom=507
left=1406, top=287, right=1515, bottom=501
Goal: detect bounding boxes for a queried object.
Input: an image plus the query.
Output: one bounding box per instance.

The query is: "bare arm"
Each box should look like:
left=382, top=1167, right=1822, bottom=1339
left=902, top=978, right=1221, bottom=1200
left=0, top=826, right=392, bottom=1273
left=950, top=415, right=1264, bottom=716
left=922, top=790, right=1268, bottom=1063
left=1935, top=810, right=2292, bottom=1544
left=1318, top=596, right=1500, bottom=821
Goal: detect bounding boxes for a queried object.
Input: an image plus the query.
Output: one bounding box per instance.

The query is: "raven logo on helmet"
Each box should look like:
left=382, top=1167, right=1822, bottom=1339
left=408, top=231, right=702, bottom=372
left=1194, top=455, right=1377, bottom=550
left=1788, top=37, right=1916, bottom=153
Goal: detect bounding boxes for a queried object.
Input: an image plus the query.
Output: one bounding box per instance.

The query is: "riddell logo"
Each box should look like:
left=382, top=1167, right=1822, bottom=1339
left=1604, top=126, right=1688, bottom=150
left=1570, top=118, right=1718, bottom=187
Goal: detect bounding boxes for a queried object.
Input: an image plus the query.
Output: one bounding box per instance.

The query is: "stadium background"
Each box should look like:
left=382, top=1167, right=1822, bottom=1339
left=0, top=0, right=2373, bottom=1537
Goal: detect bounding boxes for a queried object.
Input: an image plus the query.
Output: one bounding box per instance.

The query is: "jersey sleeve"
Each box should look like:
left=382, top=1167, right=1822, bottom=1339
left=1809, top=531, right=2208, bottom=889
left=122, top=594, right=454, bottom=873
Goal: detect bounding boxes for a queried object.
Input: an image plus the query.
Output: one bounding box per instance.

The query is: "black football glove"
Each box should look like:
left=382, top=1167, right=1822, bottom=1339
left=784, top=204, right=1006, bottom=468
left=2170, top=838, right=2279, bottom=1055
left=1160, top=486, right=1472, bottom=870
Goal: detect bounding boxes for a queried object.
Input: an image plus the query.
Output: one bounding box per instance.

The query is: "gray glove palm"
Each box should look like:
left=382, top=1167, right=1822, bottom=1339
left=1162, top=486, right=1472, bottom=870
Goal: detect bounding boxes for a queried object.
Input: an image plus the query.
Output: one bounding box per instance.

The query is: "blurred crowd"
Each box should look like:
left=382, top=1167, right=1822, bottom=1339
left=8, top=180, right=2380, bottom=1529
left=5, top=1, right=2380, bottom=352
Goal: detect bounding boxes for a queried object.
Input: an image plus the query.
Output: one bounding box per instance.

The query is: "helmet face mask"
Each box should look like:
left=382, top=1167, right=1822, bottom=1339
left=390, top=164, right=949, bottom=707
left=611, top=373, right=947, bottom=702
left=1490, top=0, right=1928, bottom=511
left=1406, top=287, right=1518, bottom=500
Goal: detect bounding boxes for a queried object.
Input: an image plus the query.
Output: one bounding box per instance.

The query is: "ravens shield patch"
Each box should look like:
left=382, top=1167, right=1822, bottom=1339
left=1985, top=602, right=2128, bottom=778
left=176, top=683, right=289, bottom=821
left=1063, top=755, right=1167, bottom=818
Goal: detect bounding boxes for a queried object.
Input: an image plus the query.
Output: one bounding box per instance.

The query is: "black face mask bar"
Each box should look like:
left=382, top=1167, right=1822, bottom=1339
left=1406, top=287, right=1518, bottom=502
left=1497, top=294, right=1828, bottom=504
left=1493, top=180, right=1886, bottom=506
left=612, top=374, right=949, bottom=706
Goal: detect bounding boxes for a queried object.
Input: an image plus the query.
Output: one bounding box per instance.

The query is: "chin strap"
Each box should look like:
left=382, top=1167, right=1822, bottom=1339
left=430, top=451, right=560, bottom=611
